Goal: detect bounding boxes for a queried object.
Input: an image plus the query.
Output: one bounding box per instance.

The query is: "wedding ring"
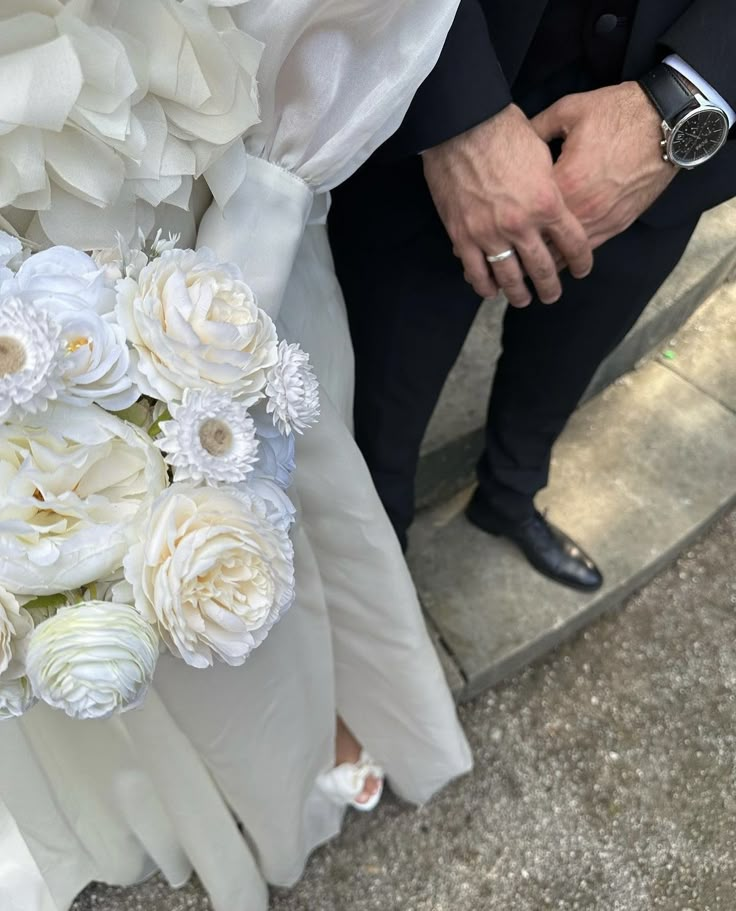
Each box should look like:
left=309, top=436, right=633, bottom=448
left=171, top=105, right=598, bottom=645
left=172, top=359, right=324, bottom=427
left=486, top=249, right=516, bottom=264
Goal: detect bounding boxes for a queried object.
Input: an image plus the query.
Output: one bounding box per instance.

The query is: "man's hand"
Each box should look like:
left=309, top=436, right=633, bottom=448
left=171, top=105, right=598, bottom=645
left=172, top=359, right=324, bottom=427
left=422, top=104, right=593, bottom=308
left=532, top=83, right=678, bottom=251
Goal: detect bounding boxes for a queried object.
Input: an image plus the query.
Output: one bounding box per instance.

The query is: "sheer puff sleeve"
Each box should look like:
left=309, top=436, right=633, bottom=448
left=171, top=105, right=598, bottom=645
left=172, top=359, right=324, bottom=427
left=197, top=0, right=460, bottom=316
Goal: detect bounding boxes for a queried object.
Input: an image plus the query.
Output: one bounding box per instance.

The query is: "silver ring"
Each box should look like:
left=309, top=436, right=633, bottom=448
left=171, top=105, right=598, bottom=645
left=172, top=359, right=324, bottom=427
left=486, top=249, right=516, bottom=264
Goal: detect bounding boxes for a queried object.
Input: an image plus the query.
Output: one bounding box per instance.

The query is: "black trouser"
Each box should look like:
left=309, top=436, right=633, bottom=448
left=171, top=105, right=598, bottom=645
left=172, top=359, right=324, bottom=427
left=328, top=78, right=698, bottom=550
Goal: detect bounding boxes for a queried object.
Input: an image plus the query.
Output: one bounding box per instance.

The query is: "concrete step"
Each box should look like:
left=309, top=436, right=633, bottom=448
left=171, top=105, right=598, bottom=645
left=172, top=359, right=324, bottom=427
left=416, top=200, right=736, bottom=510
left=412, top=281, right=736, bottom=701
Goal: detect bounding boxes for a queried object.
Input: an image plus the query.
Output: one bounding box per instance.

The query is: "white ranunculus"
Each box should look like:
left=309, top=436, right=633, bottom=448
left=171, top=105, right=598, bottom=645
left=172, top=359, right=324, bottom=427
left=0, top=586, right=33, bottom=680
left=252, top=412, right=296, bottom=490
left=0, top=295, right=65, bottom=421
left=265, top=341, right=320, bottom=435
left=156, top=387, right=259, bottom=484
left=116, top=248, right=278, bottom=404
left=26, top=602, right=159, bottom=720
left=0, top=676, right=37, bottom=720
left=0, top=402, right=168, bottom=595
left=125, top=483, right=295, bottom=669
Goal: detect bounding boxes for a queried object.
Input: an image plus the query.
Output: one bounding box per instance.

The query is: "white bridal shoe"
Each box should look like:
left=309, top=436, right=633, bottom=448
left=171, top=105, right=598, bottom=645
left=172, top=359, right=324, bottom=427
left=316, top=750, right=385, bottom=812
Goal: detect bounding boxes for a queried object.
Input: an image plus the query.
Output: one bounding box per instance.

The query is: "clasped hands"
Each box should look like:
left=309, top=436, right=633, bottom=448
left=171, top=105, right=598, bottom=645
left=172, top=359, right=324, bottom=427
left=422, top=82, right=678, bottom=308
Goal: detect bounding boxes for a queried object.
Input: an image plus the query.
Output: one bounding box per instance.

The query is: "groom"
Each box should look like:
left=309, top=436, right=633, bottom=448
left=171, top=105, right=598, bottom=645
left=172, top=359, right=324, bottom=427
left=329, top=0, right=736, bottom=591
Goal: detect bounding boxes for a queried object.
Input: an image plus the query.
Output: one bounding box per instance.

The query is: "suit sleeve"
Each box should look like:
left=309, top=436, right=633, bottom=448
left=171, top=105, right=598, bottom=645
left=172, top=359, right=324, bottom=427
left=660, top=0, right=736, bottom=112
left=379, top=0, right=513, bottom=158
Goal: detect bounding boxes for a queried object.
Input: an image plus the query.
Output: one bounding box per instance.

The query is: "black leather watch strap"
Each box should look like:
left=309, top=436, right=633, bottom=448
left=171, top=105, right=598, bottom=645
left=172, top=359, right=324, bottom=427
left=639, top=63, right=698, bottom=126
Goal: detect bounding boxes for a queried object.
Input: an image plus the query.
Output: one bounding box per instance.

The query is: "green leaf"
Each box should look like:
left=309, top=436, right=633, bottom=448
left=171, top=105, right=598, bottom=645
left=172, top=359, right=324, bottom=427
left=22, top=593, right=70, bottom=612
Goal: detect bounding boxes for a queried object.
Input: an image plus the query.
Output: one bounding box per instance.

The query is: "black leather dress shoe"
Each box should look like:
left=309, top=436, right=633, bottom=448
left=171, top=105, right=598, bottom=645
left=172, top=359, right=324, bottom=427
left=466, top=496, right=603, bottom=592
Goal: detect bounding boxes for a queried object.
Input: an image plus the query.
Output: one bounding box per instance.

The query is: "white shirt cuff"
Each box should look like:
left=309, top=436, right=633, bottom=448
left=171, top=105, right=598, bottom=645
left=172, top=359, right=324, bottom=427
left=664, top=53, right=735, bottom=128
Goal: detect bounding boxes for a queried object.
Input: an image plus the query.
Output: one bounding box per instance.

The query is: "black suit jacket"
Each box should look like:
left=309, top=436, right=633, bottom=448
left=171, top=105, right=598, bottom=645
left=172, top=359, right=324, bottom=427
left=388, top=0, right=736, bottom=226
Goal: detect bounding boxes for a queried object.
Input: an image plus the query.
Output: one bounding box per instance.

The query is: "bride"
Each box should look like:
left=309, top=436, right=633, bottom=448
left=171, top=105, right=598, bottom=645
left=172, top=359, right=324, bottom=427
left=0, top=2, right=470, bottom=909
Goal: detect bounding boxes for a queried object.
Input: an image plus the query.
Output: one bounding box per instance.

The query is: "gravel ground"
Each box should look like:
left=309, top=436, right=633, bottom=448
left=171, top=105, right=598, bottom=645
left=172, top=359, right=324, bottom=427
left=74, top=507, right=736, bottom=911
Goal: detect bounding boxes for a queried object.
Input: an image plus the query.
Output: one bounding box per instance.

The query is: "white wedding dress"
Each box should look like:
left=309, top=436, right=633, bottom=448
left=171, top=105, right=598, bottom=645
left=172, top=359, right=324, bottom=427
left=0, top=3, right=471, bottom=910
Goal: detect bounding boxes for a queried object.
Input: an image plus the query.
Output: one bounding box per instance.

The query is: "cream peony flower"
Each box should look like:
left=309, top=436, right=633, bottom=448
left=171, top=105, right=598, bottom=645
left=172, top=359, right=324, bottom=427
left=26, top=602, right=159, bottom=720
left=125, top=483, right=295, bottom=669
left=0, top=402, right=168, bottom=595
left=0, top=296, right=65, bottom=421
left=0, top=676, right=37, bottom=720
left=116, top=248, right=278, bottom=404
left=156, top=388, right=259, bottom=485
left=0, top=586, right=34, bottom=680
left=265, top=341, right=321, bottom=435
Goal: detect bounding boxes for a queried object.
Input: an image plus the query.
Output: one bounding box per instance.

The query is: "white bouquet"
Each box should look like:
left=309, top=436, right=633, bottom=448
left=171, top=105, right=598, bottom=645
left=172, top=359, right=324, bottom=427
left=0, top=231, right=319, bottom=720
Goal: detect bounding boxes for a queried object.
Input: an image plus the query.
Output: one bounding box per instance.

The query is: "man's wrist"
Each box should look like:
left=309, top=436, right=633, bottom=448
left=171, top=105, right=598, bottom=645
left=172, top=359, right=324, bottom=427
left=422, top=104, right=521, bottom=158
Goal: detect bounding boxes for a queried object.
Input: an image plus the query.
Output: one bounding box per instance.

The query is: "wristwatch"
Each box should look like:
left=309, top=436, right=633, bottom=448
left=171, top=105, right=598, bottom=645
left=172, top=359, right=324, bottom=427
left=639, top=62, right=729, bottom=169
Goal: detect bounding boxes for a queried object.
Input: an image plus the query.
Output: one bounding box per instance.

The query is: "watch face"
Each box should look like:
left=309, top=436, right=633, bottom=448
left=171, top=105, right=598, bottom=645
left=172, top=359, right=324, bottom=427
left=669, top=107, right=729, bottom=168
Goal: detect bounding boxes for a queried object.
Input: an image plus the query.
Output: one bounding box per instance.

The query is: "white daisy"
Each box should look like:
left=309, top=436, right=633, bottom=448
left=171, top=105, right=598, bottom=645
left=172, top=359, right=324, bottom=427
left=0, top=296, right=64, bottom=421
left=156, top=388, right=259, bottom=485
left=265, top=341, right=320, bottom=435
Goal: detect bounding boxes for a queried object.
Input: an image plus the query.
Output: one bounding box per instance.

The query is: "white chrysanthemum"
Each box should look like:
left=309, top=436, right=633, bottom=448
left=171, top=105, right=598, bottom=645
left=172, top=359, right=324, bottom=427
left=0, top=676, right=37, bottom=720
left=0, top=586, right=33, bottom=679
left=265, top=341, right=320, bottom=435
left=0, top=296, right=64, bottom=421
left=125, top=483, right=295, bottom=668
left=156, top=388, right=259, bottom=485
left=26, top=602, right=159, bottom=720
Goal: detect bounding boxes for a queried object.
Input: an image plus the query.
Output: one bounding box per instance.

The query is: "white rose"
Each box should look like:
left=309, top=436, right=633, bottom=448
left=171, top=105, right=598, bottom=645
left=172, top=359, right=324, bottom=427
left=26, top=602, right=159, bottom=720
left=125, top=483, right=295, bottom=669
left=15, top=247, right=117, bottom=316
left=116, top=248, right=278, bottom=404
left=0, top=586, right=33, bottom=679
left=0, top=402, right=168, bottom=595
left=0, top=676, right=37, bottom=720
left=48, top=302, right=138, bottom=411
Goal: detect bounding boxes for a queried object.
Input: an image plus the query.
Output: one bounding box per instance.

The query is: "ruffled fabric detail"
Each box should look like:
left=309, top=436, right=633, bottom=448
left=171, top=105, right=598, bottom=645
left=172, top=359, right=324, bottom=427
left=0, top=0, right=262, bottom=249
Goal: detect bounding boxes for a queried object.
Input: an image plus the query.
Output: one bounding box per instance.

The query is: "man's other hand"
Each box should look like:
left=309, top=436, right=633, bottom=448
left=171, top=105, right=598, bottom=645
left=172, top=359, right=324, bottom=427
left=422, top=104, right=593, bottom=308
left=532, top=83, right=678, bottom=251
